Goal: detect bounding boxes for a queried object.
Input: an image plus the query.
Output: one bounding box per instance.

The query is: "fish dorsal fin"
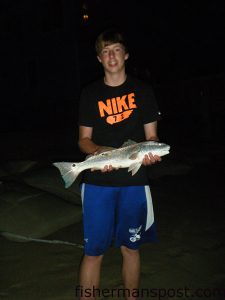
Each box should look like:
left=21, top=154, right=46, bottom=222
left=120, top=139, right=137, bottom=148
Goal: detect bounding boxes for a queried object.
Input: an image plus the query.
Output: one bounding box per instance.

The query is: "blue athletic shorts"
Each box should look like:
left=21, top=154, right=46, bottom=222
left=80, top=184, right=157, bottom=256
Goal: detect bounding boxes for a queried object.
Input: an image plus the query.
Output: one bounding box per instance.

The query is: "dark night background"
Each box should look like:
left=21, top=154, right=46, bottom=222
left=0, top=0, right=225, bottom=160
left=1, top=2, right=225, bottom=298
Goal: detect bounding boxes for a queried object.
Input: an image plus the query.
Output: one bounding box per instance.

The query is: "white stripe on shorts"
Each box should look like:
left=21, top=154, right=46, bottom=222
left=81, top=183, right=85, bottom=205
left=144, top=185, right=154, bottom=231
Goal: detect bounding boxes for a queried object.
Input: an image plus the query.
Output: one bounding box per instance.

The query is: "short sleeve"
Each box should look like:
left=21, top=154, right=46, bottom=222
left=140, top=85, right=162, bottom=124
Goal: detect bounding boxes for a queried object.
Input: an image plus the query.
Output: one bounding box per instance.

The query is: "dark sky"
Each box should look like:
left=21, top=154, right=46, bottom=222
left=1, top=0, right=224, bottom=133
left=80, top=0, right=225, bottom=80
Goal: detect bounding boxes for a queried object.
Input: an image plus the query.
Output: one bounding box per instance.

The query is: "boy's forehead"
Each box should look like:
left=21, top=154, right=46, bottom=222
left=101, top=42, right=123, bottom=50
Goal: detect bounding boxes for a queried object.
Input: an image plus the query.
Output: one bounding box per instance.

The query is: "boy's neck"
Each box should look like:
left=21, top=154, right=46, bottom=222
left=104, top=72, right=127, bottom=87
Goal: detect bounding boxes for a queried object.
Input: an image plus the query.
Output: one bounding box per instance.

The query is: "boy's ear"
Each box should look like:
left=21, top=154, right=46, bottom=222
left=125, top=53, right=129, bottom=60
left=97, top=56, right=102, bottom=63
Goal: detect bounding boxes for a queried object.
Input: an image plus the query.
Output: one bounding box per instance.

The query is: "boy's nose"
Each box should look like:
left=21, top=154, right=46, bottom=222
left=109, top=50, right=115, bottom=57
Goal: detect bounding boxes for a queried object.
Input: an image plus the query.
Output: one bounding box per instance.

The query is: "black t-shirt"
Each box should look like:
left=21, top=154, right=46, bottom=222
left=78, top=75, right=161, bottom=186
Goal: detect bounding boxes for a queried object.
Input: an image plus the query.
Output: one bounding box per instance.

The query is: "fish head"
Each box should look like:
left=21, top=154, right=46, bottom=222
left=141, top=141, right=170, bottom=157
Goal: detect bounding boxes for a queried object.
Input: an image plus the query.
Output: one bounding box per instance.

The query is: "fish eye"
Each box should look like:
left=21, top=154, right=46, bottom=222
left=101, top=152, right=108, bottom=156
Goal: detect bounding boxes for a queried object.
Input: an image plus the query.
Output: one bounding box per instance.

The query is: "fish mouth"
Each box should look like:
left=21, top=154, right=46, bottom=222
left=161, top=146, right=170, bottom=155
left=164, top=145, right=170, bottom=151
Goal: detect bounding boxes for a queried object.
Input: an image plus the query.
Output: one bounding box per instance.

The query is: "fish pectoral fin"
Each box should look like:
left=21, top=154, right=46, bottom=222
left=120, top=139, right=137, bottom=147
left=129, top=152, right=139, bottom=160
left=128, top=162, right=142, bottom=176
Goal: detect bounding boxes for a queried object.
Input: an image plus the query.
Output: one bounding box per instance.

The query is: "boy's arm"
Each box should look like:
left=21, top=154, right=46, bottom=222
left=78, top=126, right=99, bottom=154
left=78, top=125, right=114, bottom=159
left=144, top=121, right=159, bottom=141
left=143, top=121, right=161, bottom=166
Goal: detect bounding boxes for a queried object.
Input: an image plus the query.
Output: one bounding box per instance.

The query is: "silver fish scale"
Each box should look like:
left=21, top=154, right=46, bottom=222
left=84, top=144, right=141, bottom=164
left=53, top=141, right=170, bottom=188
left=79, top=142, right=168, bottom=168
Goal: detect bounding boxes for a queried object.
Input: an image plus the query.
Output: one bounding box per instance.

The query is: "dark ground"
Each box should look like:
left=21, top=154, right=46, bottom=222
left=0, top=130, right=225, bottom=300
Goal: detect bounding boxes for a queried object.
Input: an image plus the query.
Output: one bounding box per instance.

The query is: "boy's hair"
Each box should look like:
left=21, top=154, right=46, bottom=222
left=95, top=28, right=128, bottom=55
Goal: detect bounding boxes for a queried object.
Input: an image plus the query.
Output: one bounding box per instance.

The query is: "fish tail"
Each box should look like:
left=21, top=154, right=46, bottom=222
left=53, top=162, right=80, bottom=188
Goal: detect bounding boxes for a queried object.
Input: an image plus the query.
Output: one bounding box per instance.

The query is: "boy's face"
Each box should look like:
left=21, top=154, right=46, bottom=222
left=97, top=42, right=129, bottom=74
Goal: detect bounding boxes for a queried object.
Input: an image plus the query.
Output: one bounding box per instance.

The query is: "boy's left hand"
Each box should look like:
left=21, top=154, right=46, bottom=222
left=142, top=153, right=161, bottom=166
